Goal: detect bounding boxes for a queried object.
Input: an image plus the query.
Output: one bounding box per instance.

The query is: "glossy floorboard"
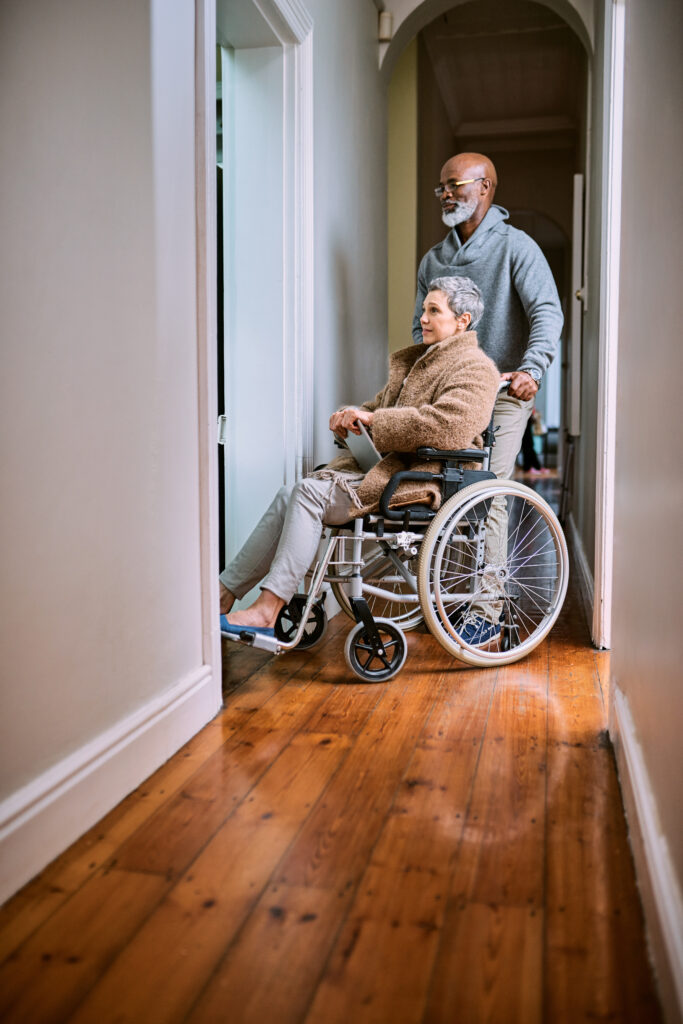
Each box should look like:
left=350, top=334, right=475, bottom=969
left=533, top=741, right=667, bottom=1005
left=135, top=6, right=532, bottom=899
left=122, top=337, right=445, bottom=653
left=0, top=575, right=661, bottom=1023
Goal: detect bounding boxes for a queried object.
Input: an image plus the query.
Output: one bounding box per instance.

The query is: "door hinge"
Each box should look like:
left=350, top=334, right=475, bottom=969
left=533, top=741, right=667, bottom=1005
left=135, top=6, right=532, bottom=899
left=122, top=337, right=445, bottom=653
left=217, top=414, right=228, bottom=445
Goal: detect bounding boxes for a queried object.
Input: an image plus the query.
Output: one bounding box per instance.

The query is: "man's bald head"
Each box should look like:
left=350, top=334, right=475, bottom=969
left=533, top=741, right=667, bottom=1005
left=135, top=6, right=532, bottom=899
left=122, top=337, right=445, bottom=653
left=440, top=152, right=498, bottom=191
left=437, top=153, right=498, bottom=239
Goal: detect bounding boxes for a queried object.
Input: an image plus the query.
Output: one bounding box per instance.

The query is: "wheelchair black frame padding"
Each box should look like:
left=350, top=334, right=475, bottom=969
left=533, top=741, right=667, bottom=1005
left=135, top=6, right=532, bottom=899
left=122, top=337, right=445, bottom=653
left=378, top=461, right=496, bottom=521
left=349, top=597, right=389, bottom=653
left=378, top=471, right=435, bottom=521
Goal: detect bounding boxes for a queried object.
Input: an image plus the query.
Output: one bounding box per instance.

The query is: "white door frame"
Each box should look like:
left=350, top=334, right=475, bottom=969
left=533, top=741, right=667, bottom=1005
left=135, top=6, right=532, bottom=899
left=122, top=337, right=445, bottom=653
left=593, top=0, right=625, bottom=649
left=194, top=0, right=313, bottom=677
left=569, top=172, right=584, bottom=438
left=195, top=0, right=221, bottom=690
left=233, top=0, right=315, bottom=484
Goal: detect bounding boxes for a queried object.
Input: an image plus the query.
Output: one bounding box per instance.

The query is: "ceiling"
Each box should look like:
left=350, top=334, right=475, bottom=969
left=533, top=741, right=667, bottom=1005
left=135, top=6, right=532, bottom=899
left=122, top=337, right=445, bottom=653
left=421, top=0, right=587, bottom=152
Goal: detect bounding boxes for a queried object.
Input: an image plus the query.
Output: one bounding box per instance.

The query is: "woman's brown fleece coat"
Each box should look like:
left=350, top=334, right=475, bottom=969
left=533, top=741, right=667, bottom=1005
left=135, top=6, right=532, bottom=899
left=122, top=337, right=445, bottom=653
left=321, top=331, right=501, bottom=517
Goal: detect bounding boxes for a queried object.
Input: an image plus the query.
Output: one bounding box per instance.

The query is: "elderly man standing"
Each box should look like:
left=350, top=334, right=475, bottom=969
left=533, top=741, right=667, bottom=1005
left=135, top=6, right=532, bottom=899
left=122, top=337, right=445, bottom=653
left=413, top=151, right=564, bottom=647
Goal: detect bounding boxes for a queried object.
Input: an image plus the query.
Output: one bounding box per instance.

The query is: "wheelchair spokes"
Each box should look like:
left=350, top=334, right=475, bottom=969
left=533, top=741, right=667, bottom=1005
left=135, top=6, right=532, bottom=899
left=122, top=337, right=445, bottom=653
left=418, top=480, right=569, bottom=666
left=344, top=617, right=408, bottom=682
left=327, top=532, right=424, bottom=631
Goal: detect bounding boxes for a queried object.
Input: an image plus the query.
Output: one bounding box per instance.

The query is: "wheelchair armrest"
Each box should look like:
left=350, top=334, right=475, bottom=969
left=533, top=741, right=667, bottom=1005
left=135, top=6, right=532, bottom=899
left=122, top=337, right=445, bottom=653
left=416, top=446, right=486, bottom=462
left=379, top=470, right=437, bottom=521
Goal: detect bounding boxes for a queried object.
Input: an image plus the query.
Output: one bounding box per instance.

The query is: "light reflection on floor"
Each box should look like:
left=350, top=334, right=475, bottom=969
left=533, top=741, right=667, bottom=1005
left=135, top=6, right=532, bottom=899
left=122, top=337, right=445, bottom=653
left=514, top=467, right=561, bottom=513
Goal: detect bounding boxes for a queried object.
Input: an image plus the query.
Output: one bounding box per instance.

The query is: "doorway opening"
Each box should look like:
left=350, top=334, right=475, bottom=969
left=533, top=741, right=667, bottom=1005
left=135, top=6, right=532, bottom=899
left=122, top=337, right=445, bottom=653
left=387, top=0, right=588, bottom=538
left=215, top=0, right=313, bottom=605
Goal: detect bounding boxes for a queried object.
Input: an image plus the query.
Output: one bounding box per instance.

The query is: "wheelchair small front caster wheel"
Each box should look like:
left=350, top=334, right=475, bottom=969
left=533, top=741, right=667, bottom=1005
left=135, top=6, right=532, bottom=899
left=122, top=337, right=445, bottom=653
left=275, top=595, right=327, bottom=650
left=344, top=618, right=407, bottom=682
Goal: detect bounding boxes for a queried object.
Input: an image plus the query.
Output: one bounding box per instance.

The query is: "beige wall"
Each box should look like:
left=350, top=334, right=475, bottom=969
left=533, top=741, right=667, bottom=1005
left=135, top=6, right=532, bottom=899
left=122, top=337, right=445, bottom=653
left=493, top=150, right=577, bottom=242
left=416, top=33, right=455, bottom=260
left=388, top=40, right=418, bottom=353
left=612, top=0, right=683, bottom=883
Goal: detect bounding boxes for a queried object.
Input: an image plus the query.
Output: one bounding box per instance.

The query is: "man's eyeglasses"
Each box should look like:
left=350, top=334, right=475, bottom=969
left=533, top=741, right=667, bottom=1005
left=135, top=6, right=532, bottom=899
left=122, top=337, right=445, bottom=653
left=434, top=177, right=485, bottom=198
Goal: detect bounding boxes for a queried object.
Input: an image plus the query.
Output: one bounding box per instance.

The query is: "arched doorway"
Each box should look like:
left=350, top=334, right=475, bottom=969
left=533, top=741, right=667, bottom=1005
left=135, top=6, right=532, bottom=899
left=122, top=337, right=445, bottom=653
left=386, top=0, right=611, bottom=636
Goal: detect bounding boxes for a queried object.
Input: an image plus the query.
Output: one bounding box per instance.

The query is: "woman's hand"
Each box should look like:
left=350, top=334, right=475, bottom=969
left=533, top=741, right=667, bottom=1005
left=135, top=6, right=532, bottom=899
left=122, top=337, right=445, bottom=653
left=329, top=407, right=374, bottom=438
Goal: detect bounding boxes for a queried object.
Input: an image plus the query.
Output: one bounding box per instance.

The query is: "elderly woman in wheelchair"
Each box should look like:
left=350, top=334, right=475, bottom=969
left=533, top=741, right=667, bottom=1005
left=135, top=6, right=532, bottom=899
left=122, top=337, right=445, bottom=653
left=220, top=275, right=568, bottom=680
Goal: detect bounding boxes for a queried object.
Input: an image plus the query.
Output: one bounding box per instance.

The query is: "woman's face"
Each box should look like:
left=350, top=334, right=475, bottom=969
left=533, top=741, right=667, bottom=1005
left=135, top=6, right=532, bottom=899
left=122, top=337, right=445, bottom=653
left=420, top=290, right=468, bottom=344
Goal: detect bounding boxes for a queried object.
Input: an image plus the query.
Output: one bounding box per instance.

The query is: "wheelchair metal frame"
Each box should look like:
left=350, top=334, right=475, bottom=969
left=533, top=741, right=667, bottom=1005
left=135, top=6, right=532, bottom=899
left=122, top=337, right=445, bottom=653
left=221, top=384, right=569, bottom=677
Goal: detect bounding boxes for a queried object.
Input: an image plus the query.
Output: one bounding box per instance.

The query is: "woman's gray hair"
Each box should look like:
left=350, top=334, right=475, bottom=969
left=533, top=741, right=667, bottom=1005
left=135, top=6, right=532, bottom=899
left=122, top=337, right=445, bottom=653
left=428, top=275, right=484, bottom=329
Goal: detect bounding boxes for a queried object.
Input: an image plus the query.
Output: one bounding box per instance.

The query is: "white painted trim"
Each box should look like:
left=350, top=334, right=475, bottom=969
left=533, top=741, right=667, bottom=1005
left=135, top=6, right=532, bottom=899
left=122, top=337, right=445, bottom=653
left=593, top=0, right=625, bottom=651
left=0, top=666, right=217, bottom=904
left=610, top=687, right=683, bottom=1024
left=567, top=511, right=595, bottom=639
left=254, top=0, right=312, bottom=43
left=294, top=32, right=315, bottom=478
left=581, top=64, right=592, bottom=315
left=195, top=0, right=223, bottom=695
left=259, top=0, right=314, bottom=482
left=569, top=172, right=584, bottom=436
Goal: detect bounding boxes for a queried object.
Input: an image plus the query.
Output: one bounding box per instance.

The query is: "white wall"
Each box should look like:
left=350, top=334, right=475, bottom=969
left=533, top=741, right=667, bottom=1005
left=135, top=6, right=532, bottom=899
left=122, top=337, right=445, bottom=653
left=0, top=0, right=220, bottom=900
left=610, top=0, right=683, bottom=1015
left=0, top=0, right=391, bottom=900
left=306, top=0, right=389, bottom=467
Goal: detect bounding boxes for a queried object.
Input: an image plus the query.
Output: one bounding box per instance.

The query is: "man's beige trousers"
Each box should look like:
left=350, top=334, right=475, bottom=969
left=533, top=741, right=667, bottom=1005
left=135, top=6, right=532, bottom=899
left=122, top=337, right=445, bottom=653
left=472, top=391, right=534, bottom=623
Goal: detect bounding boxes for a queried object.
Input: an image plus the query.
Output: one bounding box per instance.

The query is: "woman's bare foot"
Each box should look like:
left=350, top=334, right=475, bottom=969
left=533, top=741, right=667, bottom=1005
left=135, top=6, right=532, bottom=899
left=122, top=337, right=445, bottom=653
left=220, top=583, right=236, bottom=615
left=221, top=588, right=285, bottom=630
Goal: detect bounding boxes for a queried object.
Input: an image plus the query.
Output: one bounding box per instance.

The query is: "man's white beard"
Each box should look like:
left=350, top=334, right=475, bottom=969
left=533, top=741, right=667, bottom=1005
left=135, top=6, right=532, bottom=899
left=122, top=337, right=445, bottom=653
left=442, top=198, right=478, bottom=228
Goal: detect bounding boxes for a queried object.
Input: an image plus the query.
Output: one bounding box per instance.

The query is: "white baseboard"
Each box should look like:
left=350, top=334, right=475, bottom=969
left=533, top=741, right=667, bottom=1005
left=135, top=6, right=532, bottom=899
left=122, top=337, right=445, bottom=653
left=610, top=686, right=683, bottom=1024
left=567, top=511, right=595, bottom=636
left=0, top=665, right=221, bottom=905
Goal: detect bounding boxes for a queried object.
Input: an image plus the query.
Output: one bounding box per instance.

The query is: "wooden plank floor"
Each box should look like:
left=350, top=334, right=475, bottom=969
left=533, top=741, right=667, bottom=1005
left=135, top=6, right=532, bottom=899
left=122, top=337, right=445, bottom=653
left=0, top=573, right=662, bottom=1023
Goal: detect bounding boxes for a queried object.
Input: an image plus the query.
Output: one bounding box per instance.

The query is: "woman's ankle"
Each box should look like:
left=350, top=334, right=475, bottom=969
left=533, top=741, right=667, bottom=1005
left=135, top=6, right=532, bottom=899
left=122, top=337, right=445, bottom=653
left=255, top=589, right=286, bottom=625
left=219, top=583, right=235, bottom=614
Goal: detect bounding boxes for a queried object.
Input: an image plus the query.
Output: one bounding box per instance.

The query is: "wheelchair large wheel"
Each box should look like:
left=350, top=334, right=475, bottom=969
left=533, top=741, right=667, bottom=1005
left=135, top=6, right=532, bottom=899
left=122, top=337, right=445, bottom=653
left=417, top=480, right=569, bottom=667
left=344, top=618, right=408, bottom=682
left=328, top=534, right=423, bottom=631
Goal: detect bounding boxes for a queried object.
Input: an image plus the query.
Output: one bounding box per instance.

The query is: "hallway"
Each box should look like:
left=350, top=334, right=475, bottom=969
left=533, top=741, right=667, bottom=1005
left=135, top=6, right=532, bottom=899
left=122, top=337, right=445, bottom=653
left=0, top=569, right=661, bottom=1022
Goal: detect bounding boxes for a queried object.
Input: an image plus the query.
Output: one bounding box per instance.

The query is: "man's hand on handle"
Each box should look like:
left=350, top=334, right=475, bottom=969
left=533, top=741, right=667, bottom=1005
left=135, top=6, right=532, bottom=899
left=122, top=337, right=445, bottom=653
left=329, top=407, right=375, bottom=439
left=500, top=371, right=538, bottom=402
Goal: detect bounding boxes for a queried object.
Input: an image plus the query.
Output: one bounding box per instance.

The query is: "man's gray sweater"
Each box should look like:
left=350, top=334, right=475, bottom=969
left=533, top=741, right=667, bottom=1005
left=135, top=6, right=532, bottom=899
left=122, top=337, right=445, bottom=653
left=413, top=205, right=563, bottom=379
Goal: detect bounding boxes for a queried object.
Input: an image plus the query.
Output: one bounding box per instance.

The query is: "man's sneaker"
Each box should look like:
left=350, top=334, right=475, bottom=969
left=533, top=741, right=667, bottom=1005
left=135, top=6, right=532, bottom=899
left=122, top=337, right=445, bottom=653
left=447, top=607, right=466, bottom=630
left=457, top=614, right=501, bottom=648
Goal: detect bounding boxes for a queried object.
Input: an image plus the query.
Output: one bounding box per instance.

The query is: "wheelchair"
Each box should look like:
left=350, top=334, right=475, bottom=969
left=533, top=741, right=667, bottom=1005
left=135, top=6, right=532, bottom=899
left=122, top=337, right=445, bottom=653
left=221, top=389, right=569, bottom=681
